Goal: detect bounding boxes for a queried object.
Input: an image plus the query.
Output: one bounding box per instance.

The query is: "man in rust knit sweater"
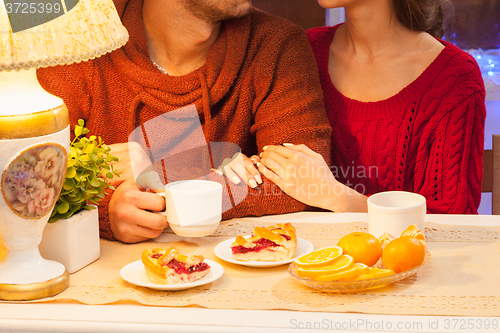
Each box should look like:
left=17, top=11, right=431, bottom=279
left=37, top=0, right=331, bottom=243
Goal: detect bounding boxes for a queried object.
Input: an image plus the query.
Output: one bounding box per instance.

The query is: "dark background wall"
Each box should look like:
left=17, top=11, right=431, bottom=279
left=251, top=0, right=500, bottom=50
left=444, top=0, right=500, bottom=49
left=251, top=0, right=325, bottom=31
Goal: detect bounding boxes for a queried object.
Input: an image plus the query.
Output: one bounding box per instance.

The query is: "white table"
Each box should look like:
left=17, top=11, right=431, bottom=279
left=0, top=212, right=499, bottom=333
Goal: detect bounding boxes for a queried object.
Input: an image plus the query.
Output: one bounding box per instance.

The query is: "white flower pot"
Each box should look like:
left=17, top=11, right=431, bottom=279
left=39, top=208, right=100, bottom=274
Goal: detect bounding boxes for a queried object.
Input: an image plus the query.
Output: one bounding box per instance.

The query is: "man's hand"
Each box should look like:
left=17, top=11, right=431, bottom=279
left=109, top=177, right=168, bottom=243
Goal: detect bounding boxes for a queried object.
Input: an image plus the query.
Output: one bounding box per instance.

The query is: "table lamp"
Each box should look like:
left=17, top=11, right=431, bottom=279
left=0, top=0, right=128, bottom=300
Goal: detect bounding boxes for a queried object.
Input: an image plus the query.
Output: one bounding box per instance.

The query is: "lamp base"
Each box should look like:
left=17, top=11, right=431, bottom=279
left=0, top=249, right=70, bottom=300
left=0, top=270, right=69, bottom=301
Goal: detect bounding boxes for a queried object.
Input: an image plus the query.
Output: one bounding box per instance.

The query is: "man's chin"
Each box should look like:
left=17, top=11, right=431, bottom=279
left=226, top=2, right=253, bottom=21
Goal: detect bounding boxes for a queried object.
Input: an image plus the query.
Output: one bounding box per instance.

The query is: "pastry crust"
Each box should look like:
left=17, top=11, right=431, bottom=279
left=231, top=223, right=297, bottom=262
left=142, top=247, right=211, bottom=284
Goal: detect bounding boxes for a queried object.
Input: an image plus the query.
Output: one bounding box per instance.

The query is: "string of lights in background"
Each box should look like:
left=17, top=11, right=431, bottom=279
left=468, top=49, right=500, bottom=86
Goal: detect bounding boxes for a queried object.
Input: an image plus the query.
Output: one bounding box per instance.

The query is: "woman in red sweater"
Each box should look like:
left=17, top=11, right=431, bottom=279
left=258, top=0, right=486, bottom=214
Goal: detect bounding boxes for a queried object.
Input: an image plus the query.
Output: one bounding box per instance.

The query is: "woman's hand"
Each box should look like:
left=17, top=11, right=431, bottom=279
left=258, top=144, right=367, bottom=212
left=215, top=152, right=262, bottom=188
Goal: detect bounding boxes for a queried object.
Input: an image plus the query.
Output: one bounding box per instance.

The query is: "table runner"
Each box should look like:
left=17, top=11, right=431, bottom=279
left=5, top=220, right=500, bottom=316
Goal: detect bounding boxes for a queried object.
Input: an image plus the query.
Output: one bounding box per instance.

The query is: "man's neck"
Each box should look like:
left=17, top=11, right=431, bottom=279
left=142, top=0, right=221, bottom=76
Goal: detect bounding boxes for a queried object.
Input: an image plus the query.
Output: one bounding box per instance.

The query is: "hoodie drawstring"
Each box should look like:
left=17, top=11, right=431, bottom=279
left=197, top=71, right=215, bottom=169
left=128, top=94, right=143, bottom=135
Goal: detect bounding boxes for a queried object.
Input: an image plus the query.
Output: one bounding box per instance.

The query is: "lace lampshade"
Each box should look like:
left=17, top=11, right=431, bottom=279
left=0, top=0, right=128, bottom=301
left=0, top=0, right=128, bottom=71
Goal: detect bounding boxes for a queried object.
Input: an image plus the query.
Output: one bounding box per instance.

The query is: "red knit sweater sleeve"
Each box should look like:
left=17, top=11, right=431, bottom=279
left=414, top=87, right=485, bottom=214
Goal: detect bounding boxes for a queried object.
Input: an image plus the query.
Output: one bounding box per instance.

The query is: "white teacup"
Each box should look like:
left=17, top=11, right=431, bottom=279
left=367, top=191, right=426, bottom=239
left=157, top=180, right=223, bottom=237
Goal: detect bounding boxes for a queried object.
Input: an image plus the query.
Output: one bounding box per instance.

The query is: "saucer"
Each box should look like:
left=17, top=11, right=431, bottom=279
left=214, top=237, right=314, bottom=268
left=120, top=259, right=223, bottom=291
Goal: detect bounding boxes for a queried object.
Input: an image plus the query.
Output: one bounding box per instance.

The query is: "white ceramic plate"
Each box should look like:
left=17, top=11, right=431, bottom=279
left=214, top=236, right=314, bottom=268
left=120, top=259, right=224, bottom=291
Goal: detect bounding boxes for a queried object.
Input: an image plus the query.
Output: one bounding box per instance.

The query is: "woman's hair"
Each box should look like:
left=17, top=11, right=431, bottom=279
left=393, top=0, right=454, bottom=38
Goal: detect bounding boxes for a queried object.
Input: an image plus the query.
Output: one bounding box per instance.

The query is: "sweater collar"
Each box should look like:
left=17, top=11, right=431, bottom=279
left=315, top=24, right=458, bottom=120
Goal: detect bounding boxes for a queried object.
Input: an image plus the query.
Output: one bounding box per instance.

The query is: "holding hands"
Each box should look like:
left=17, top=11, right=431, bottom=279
left=106, top=141, right=366, bottom=243
left=258, top=144, right=367, bottom=213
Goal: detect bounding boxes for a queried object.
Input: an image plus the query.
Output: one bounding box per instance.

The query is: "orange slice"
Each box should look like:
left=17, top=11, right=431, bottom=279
left=400, top=224, right=427, bottom=249
left=400, top=224, right=425, bottom=239
left=353, top=267, right=395, bottom=280
left=293, top=246, right=343, bottom=267
left=314, top=263, right=369, bottom=282
left=297, top=255, right=354, bottom=279
left=378, top=232, right=395, bottom=250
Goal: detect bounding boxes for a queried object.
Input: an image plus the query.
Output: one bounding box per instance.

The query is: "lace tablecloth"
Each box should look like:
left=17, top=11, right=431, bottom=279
left=13, top=220, right=500, bottom=316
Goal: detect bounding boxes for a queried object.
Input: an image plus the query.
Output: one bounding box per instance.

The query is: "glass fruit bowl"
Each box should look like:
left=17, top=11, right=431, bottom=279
left=288, top=251, right=431, bottom=293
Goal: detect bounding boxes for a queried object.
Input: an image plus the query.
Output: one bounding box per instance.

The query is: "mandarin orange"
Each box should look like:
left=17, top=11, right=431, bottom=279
left=381, top=236, right=426, bottom=273
left=337, top=232, right=382, bottom=267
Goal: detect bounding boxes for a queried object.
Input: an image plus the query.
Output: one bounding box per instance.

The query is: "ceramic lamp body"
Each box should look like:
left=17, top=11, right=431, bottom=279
left=0, top=127, right=70, bottom=284
left=0, top=69, right=70, bottom=299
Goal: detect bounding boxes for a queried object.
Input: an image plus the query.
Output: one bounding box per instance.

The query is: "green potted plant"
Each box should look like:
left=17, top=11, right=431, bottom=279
left=39, top=119, right=119, bottom=273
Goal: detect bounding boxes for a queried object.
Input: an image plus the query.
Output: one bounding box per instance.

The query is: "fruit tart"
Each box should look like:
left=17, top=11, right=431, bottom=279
left=142, top=248, right=211, bottom=284
left=231, top=223, right=297, bottom=262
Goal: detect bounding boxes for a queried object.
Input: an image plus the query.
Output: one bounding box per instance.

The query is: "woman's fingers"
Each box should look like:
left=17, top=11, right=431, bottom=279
left=244, top=155, right=262, bottom=185
left=220, top=156, right=242, bottom=184
left=218, top=153, right=262, bottom=188
left=257, top=160, right=283, bottom=189
left=249, top=155, right=260, bottom=165
left=259, top=151, right=289, bottom=179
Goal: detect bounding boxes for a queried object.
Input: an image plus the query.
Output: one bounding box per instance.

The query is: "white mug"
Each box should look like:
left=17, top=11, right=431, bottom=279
left=367, top=191, right=426, bottom=239
left=157, top=180, right=223, bottom=237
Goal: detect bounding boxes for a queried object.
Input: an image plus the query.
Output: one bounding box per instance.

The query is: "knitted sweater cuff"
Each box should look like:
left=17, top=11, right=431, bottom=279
left=98, top=180, right=124, bottom=241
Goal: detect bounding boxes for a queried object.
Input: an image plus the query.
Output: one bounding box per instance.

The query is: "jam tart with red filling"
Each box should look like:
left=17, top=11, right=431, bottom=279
left=142, top=247, right=211, bottom=284
left=230, top=223, right=297, bottom=262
